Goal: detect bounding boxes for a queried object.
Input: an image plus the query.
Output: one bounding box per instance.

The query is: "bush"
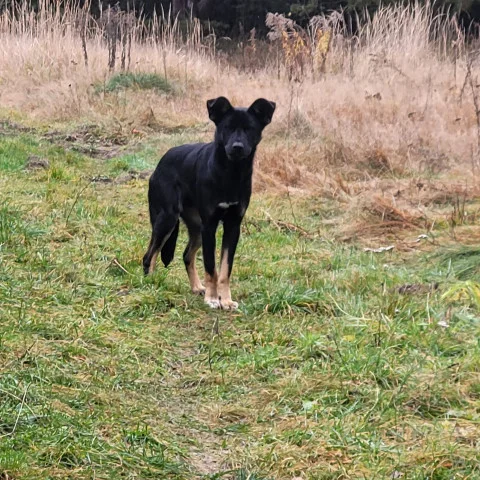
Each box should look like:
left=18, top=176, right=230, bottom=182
left=99, top=72, right=173, bottom=94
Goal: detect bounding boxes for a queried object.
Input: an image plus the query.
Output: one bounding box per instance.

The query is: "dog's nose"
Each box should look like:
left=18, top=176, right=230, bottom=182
left=232, top=142, right=244, bottom=153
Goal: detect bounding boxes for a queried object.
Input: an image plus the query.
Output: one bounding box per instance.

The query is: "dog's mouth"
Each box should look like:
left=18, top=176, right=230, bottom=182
left=226, top=152, right=246, bottom=161
left=226, top=149, right=251, bottom=161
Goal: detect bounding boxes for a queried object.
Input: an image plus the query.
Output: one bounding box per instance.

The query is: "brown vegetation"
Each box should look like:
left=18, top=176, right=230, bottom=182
left=0, top=0, right=479, bottom=242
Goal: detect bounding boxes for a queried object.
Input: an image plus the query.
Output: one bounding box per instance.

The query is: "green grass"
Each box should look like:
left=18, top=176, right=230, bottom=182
left=433, top=245, right=480, bottom=280
left=97, top=72, right=174, bottom=94
left=1, top=132, right=480, bottom=479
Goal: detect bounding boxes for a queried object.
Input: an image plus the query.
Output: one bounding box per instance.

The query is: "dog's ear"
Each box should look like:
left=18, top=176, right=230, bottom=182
left=248, top=98, right=276, bottom=127
left=207, top=97, right=233, bottom=125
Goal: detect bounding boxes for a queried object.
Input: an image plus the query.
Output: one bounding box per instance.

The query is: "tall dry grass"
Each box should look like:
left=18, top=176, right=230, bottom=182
left=0, top=0, right=213, bottom=122
left=0, top=0, right=479, bottom=239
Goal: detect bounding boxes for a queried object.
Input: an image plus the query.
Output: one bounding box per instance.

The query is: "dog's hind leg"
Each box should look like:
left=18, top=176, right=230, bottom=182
left=161, top=220, right=179, bottom=267
left=143, top=212, right=179, bottom=275
left=183, top=224, right=205, bottom=295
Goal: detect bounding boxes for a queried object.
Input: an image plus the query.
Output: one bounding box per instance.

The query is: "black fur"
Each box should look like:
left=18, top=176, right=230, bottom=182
left=142, top=96, right=276, bottom=308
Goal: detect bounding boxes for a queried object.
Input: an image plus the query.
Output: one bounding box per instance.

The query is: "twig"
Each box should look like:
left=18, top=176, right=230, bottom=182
left=111, top=258, right=131, bottom=275
left=0, top=385, right=30, bottom=438
left=65, top=178, right=94, bottom=226
left=5, top=342, right=38, bottom=387
left=16, top=341, right=37, bottom=363
left=285, top=83, right=298, bottom=226
left=211, top=317, right=219, bottom=337
left=106, top=6, right=118, bottom=72
left=79, top=7, right=89, bottom=68
left=262, top=210, right=314, bottom=238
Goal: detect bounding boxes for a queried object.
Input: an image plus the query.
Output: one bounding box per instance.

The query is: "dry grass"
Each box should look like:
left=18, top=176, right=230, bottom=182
left=0, top=0, right=479, bottom=242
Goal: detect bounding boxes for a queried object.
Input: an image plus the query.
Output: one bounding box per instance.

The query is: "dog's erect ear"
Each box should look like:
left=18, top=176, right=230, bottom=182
left=207, top=97, right=233, bottom=125
left=248, top=98, right=276, bottom=127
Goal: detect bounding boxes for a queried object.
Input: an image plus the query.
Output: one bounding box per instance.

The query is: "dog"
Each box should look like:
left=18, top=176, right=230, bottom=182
left=142, top=96, right=276, bottom=309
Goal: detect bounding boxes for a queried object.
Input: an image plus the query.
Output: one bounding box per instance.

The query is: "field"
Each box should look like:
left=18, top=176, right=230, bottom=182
left=1, top=2, right=480, bottom=479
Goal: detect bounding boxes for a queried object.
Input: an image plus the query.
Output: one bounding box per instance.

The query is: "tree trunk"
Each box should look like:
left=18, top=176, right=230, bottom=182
left=194, top=0, right=214, bottom=19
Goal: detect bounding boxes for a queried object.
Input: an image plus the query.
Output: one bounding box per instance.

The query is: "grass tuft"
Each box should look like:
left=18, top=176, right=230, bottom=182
left=98, top=72, right=174, bottom=94
left=434, top=245, right=480, bottom=281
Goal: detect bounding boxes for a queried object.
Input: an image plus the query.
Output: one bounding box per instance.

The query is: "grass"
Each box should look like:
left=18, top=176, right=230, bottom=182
left=1, top=1, right=480, bottom=477
left=1, top=132, right=480, bottom=479
left=97, top=72, right=174, bottom=95
left=434, top=246, right=480, bottom=281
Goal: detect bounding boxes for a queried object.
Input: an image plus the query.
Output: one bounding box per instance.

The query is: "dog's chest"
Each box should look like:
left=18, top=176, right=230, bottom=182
left=218, top=201, right=239, bottom=209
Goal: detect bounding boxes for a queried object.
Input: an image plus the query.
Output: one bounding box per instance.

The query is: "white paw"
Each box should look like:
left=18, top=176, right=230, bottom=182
left=205, top=298, right=221, bottom=309
left=220, top=300, right=239, bottom=310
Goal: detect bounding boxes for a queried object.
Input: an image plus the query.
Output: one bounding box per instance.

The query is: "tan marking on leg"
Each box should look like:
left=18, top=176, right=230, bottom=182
left=148, top=250, right=159, bottom=274
left=204, top=271, right=220, bottom=308
left=186, top=245, right=205, bottom=295
left=147, top=224, right=177, bottom=275
left=217, top=249, right=238, bottom=310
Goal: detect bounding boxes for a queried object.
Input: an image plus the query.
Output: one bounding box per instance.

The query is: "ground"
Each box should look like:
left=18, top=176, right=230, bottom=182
left=1, top=119, right=480, bottom=480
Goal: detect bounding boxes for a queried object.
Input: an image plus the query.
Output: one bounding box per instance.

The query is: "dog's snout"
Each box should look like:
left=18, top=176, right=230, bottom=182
left=232, top=142, right=244, bottom=152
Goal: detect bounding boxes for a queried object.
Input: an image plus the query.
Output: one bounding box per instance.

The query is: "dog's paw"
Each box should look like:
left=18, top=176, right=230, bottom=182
left=220, top=299, right=239, bottom=310
left=192, top=286, right=206, bottom=296
left=205, top=298, right=221, bottom=309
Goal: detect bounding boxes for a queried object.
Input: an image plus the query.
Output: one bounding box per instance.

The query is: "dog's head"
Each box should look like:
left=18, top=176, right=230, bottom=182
left=207, top=97, right=276, bottom=161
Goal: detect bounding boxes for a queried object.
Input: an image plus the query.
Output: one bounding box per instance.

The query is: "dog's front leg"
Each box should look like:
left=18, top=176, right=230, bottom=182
left=202, top=219, right=220, bottom=309
left=217, top=214, right=242, bottom=310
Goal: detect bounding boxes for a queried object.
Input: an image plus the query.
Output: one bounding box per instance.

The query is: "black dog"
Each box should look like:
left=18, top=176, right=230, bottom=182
left=143, top=96, right=276, bottom=309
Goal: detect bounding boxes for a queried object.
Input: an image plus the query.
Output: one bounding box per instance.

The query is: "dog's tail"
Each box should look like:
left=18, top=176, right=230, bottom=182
left=161, top=220, right=179, bottom=267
